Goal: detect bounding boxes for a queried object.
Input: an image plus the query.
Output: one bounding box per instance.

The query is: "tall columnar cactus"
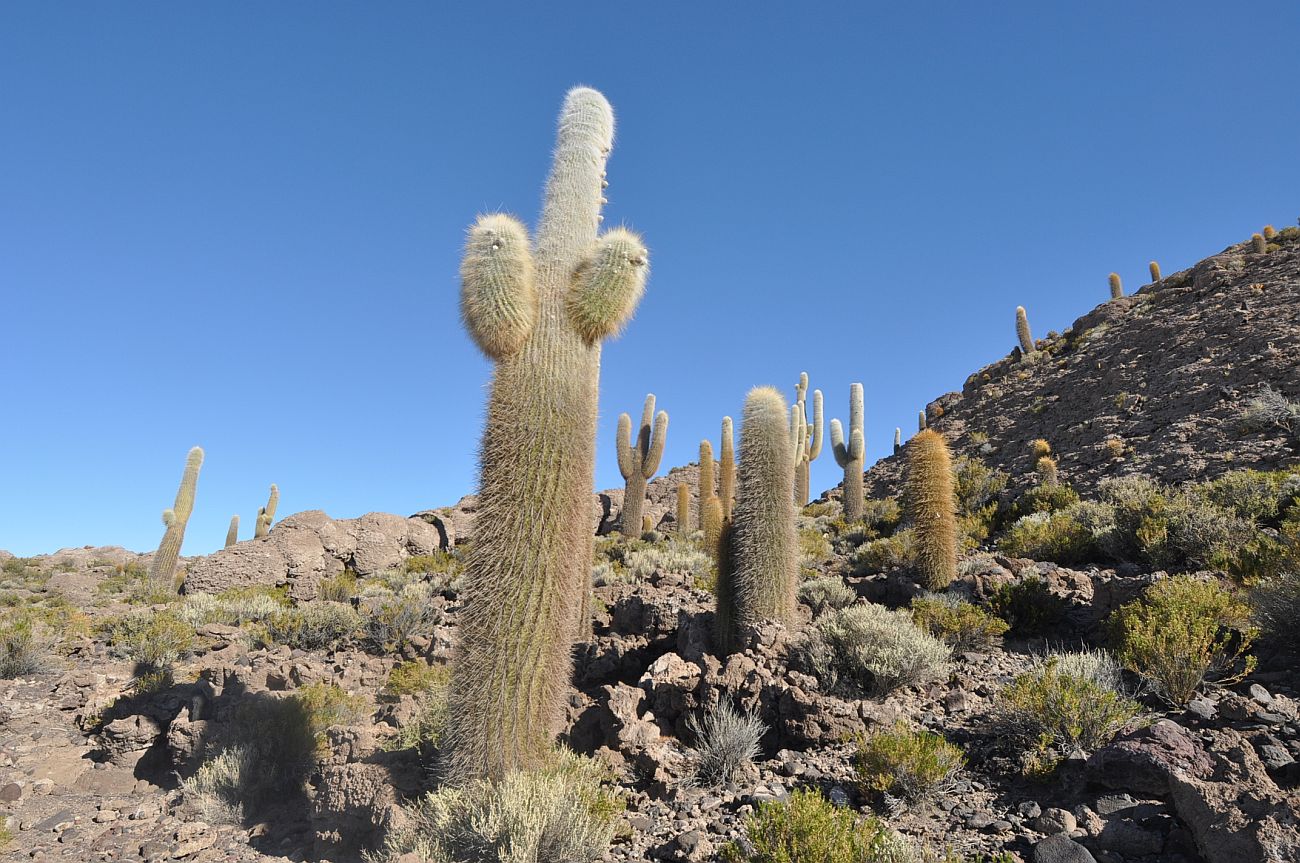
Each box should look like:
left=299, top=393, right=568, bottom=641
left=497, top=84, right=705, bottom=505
left=616, top=394, right=668, bottom=535
left=1015, top=306, right=1035, bottom=355
left=225, top=515, right=239, bottom=548
left=830, top=383, right=865, bottom=522
left=716, top=387, right=798, bottom=653
left=719, top=416, right=736, bottom=520
left=149, top=446, right=204, bottom=588
left=699, top=439, right=722, bottom=545
left=918, top=410, right=927, bottom=432
left=905, top=430, right=956, bottom=590
left=255, top=484, right=279, bottom=538
left=676, top=482, right=691, bottom=533
left=699, top=440, right=716, bottom=504
left=894, top=427, right=902, bottom=455
left=446, top=88, right=650, bottom=782
left=1149, top=261, right=1162, bottom=283
left=1252, top=233, right=1267, bottom=254
left=1109, top=272, right=1123, bottom=299
left=792, top=376, right=823, bottom=506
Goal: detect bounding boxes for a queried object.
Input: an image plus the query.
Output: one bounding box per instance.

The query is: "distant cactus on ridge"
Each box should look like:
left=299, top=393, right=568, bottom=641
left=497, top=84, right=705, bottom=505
left=830, top=382, right=865, bottom=522
left=1015, top=306, right=1034, bottom=355
left=616, top=394, right=668, bottom=536
left=149, top=446, right=203, bottom=589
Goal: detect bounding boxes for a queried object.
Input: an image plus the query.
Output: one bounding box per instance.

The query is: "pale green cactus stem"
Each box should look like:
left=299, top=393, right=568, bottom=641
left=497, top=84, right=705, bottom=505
left=830, top=383, right=865, bottom=522
left=793, top=382, right=823, bottom=506
left=1109, top=272, right=1123, bottom=299
left=1015, top=306, right=1034, bottom=355
left=716, top=386, right=798, bottom=653
left=894, top=427, right=902, bottom=454
left=676, top=482, right=691, bottom=533
left=149, top=446, right=203, bottom=589
left=616, top=394, right=668, bottom=535
left=446, top=88, right=649, bottom=783
left=719, top=416, right=736, bottom=520
left=255, top=483, right=279, bottom=538
left=918, top=410, right=927, bottom=432
left=225, top=515, right=239, bottom=548
left=699, top=440, right=719, bottom=539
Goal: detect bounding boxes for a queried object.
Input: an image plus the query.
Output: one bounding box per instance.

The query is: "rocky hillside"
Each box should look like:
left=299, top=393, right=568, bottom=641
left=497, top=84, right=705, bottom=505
left=847, top=228, right=1300, bottom=503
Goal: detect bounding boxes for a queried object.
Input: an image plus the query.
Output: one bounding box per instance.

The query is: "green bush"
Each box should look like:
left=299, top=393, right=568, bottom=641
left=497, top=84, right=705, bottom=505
left=998, top=509, right=1098, bottom=565
left=800, top=603, right=949, bottom=696
left=989, top=577, right=1066, bottom=636
left=910, top=594, right=1008, bottom=651
left=382, top=662, right=452, bottom=752
left=1198, top=469, right=1300, bottom=524
left=861, top=497, right=902, bottom=534
left=384, top=659, right=451, bottom=697
left=317, top=570, right=359, bottom=602
left=1097, top=475, right=1248, bottom=571
left=855, top=723, right=964, bottom=800
left=403, top=551, right=461, bottom=577
left=798, top=576, right=857, bottom=617
left=258, top=601, right=359, bottom=651
left=105, top=609, right=195, bottom=675
left=1012, top=484, right=1080, bottom=519
left=0, top=610, right=56, bottom=678
left=371, top=749, right=623, bottom=863
left=296, top=681, right=369, bottom=737
left=721, top=788, right=910, bottom=863
left=1110, top=576, right=1256, bottom=705
left=954, top=456, right=1008, bottom=515
left=622, top=539, right=715, bottom=584
left=850, top=530, right=914, bottom=575
left=798, top=527, right=834, bottom=565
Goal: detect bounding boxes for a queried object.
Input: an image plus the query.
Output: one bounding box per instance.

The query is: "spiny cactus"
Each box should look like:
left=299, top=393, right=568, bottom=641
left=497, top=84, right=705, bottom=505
left=905, top=430, right=956, bottom=590
left=792, top=374, right=824, bottom=506
left=1149, top=261, right=1162, bottom=283
left=716, top=387, right=798, bottom=653
left=830, top=383, right=865, bottom=522
left=254, top=484, right=279, bottom=538
left=225, top=515, right=239, bottom=548
left=719, top=417, right=736, bottom=520
left=445, top=88, right=650, bottom=782
left=918, top=410, right=927, bottom=432
left=641, top=514, right=654, bottom=534
left=676, top=482, right=691, bottom=533
left=1109, top=272, right=1123, bottom=299
left=1030, top=438, right=1051, bottom=459
left=1263, top=225, right=1277, bottom=240
left=1252, top=233, right=1267, bottom=254
left=699, top=440, right=716, bottom=507
left=894, top=427, right=902, bottom=455
left=1036, top=455, right=1059, bottom=486
left=616, top=394, right=668, bottom=535
left=699, top=440, right=721, bottom=539
left=701, top=494, right=723, bottom=552
left=149, top=446, right=204, bottom=588
left=1015, top=306, right=1034, bottom=355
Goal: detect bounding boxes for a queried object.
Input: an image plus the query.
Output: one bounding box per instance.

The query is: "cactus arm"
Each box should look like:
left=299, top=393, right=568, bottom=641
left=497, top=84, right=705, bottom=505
left=806, top=389, right=824, bottom=462
left=615, top=413, right=636, bottom=479
left=460, top=214, right=537, bottom=360
left=149, top=447, right=203, bottom=588
left=567, top=228, right=649, bottom=343
left=720, top=416, right=736, bottom=521
left=641, top=410, right=668, bottom=478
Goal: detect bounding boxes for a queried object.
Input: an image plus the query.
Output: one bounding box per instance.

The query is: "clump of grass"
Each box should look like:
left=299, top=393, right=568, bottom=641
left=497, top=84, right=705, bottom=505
left=0, top=610, right=57, bottom=678
left=317, top=569, right=359, bottom=602
left=684, top=700, right=766, bottom=788
left=798, top=576, right=857, bottom=617
left=855, top=722, right=964, bottom=800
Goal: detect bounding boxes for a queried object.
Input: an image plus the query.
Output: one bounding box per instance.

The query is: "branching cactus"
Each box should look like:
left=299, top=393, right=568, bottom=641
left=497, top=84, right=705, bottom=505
left=905, top=430, right=956, bottom=590
left=225, top=515, right=239, bottom=548
left=446, top=88, right=650, bottom=782
left=617, top=394, right=668, bottom=534
left=149, top=446, right=204, bottom=588
left=676, top=482, right=691, bottom=533
left=719, top=416, right=736, bottom=520
left=255, top=483, right=279, bottom=538
left=716, top=387, right=798, bottom=653
left=792, top=375, right=823, bottom=506
left=1016, top=306, right=1035, bottom=355
left=1109, top=272, right=1123, bottom=299
left=830, top=383, right=865, bottom=522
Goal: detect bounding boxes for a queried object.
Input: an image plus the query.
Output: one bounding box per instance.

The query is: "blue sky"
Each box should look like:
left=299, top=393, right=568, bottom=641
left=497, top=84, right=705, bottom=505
left=2, top=3, right=1297, bottom=556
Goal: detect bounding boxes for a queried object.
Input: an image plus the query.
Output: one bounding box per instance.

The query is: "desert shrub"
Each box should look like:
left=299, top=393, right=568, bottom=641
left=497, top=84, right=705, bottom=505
left=998, top=501, right=1112, bottom=565
left=1198, top=469, right=1300, bottom=524
left=855, top=723, right=964, bottom=800
left=362, top=583, right=441, bottom=650
left=803, top=501, right=839, bottom=518
left=105, top=609, right=195, bottom=675
left=851, top=530, right=914, bottom=575
left=381, top=662, right=452, bottom=751
left=371, top=749, right=623, bottom=863
left=404, top=551, right=460, bottom=577
left=798, top=527, right=834, bottom=565
left=909, top=594, right=1008, bottom=652
left=861, top=497, right=903, bottom=534
left=989, top=577, right=1067, bottom=636
left=96, top=561, right=177, bottom=605
left=684, top=700, right=766, bottom=788
left=296, top=681, right=369, bottom=736
left=1110, top=576, right=1257, bottom=704
left=0, top=610, right=57, bottom=678
left=177, top=588, right=286, bottom=628
left=1221, top=515, right=1300, bottom=583
left=623, top=539, right=715, bottom=584
left=801, top=603, right=949, bottom=696
left=997, top=659, right=1140, bottom=762
left=1098, top=475, right=1248, bottom=570
left=1251, top=571, right=1300, bottom=648
left=1238, top=386, right=1300, bottom=441
left=259, top=601, right=359, bottom=650
left=720, top=788, right=911, bottom=863
left=318, top=569, right=359, bottom=602
left=798, top=576, right=857, bottom=616
left=384, top=659, right=451, bottom=697
left=1012, top=483, right=1080, bottom=519
left=954, top=456, right=1008, bottom=515
left=1045, top=648, right=1127, bottom=694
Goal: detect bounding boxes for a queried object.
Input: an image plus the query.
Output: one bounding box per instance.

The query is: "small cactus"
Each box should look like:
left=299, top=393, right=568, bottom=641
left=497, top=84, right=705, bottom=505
left=616, top=394, right=669, bottom=535
left=1015, top=306, right=1034, bottom=355
left=641, top=514, right=654, bottom=534
left=255, top=484, right=279, bottom=538
left=1108, top=272, right=1123, bottom=299
left=149, top=446, right=204, bottom=589
left=1036, top=455, right=1059, bottom=486
left=1149, top=261, right=1162, bottom=283
left=894, top=427, right=902, bottom=455
left=829, top=383, right=865, bottom=522
left=904, top=430, right=956, bottom=590
left=792, top=374, right=823, bottom=506
left=716, top=387, right=798, bottom=653
left=1263, top=225, right=1277, bottom=240
left=1030, top=438, right=1051, bottom=459
left=719, top=416, right=736, bottom=520
left=225, top=515, right=239, bottom=548
left=676, top=482, right=692, bottom=533
left=918, top=409, right=927, bottom=432
left=1252, top=233, right=1267, bottom=254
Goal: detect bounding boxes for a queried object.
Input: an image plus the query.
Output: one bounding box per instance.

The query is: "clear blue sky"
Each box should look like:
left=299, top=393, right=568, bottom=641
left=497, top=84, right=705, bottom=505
left=2, top=3, right=1297, bottom=557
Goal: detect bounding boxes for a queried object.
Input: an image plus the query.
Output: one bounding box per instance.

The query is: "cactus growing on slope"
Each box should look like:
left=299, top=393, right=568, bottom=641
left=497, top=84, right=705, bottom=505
left=894, top=427, right=902, bottom=455
left=1015, top=306, right=1035, bottom=355
left=716, top=387, right=798, bottom=653
left=792, top=374, right=823, bottom=506
left=676, top=482, right=691, bottom=533
left=719, top=416, right=736, bottom=520
left=830, top=383, right=865, bottom=522
left=1252, top=233, right=1267, bottom=254
left=1149, top=261, right=1162, bottom=283
left=616, top=394, right=668, bottom=535
left=445, top=88, right=650, bottom=782
left=1109, top=272, right=1123, bottom=299
left=225, top=515, right=239, bottom=548
left=149, top=446, right=204, bottom=588
left=905, top=430, right=956, bottom=590
left=254, top=484, right=279, bottom=538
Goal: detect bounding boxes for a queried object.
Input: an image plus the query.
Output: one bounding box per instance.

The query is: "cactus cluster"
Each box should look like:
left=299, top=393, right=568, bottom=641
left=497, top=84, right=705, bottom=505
left=616, top=394, right=668, bottom=535
left=149, top=446, right=204, bottom=589
left=904, top=430, right=956, bottom=590
left=791, top=373, right=823, bottom=506
left=255, top=484, right=279, bottom=538
left=1015, top=306, right=1034, bottom=355
left=829, top=383, right=865, bottom=522
left=445, top=87, right=650, bottom=782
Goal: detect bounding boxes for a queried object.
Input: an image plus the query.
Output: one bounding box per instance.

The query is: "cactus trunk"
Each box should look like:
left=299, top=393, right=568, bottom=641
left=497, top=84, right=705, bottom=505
left=830, top=383, right=865, bottom=522
left=225, top=515, right=239, bottom=548
left=719, top=416, right=736, bottom=520
left=149, top=446, right=203, bottom=589
left=1015, top=306, right=1034, bottom=355
left=905, top=430, right=957, bottom=590
left=617, top=395, right=668, bottom=534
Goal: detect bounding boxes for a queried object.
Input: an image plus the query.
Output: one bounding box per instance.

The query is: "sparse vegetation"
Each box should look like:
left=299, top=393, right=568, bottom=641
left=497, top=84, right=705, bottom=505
left=721, top=788, right=911, bottom=863
left=0, top=610, right=57, bottom=678
left=257, top=601, right=360, bottom=651
left=910, top=594, right=1008, bottom=652
left=800, top=603, right=950, bottom=696
left=798, top=576, right=857, bottom=616
left=855, top=723, right=964, bottom=800
left=684, top=700, right=766, bottom=788
left=989, top=577, right=1067, bottom=636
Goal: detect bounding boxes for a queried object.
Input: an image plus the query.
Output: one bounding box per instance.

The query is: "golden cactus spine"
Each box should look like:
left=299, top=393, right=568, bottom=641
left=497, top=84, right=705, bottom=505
left=719, top=416, right=736, bottom=520
left=225, top=515, right=239, bottom=548
left=905, top=430, right=956, bottom=590
left=1263, top=225, right=1277, bottom=240
left=716, top=387, right=798, bottom=653
left=255, top=483, right=278, bottom=538
left=616, top=394, right=668, bottom=535
left=1109, top=272, right=1123, bottom=299
left=699, top=439, right=721, bottom=543
left=830, top=383, right=865, bottom=522
left=149, top=446, right=204, bottom=588
left=676, top=482, right=691, bottom=533
left=445, top=88, right=649, bottom=782
left=1030, top=438, right=1051, bottom=459
left=1036, top=455, right=1059, bottom=486
left=641, top=514, right=654, bottom=534
left=1149, top=261, right=1161, bottom=283
left=1015, top=306, right=1034, bottom=355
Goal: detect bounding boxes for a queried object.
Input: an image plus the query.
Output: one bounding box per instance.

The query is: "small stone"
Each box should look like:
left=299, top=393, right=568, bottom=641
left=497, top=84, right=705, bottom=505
left=966, top=813, right=995, bottom=830
left=827, top=786, right=850, bottom=807
left=990, top=819, right=1013, bottom=833
left=0, top=781, right=23, bottom=802
left=1018, top=801, right=1043, bottom=819
left=1259, top=744, right=1295, bottom=771
left=1031, top=807, right=1077, bottom=835
left=1186, top=696, right=1216, bottom=721
left=1249, top=683, right=1273, bottom=706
